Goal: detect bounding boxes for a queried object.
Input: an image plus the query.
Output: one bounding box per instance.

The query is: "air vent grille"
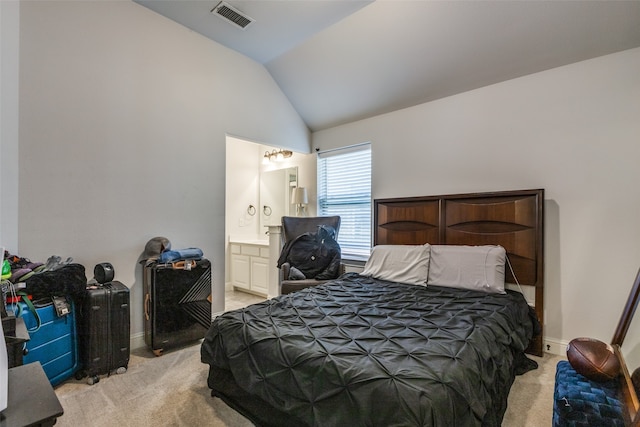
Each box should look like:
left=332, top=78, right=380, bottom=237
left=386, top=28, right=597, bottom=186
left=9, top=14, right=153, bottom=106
left=211, top=1, right=255, bottom=30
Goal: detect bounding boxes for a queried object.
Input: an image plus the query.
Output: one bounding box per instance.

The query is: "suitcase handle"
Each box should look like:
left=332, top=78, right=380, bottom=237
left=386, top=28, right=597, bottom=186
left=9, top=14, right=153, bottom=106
left=15, top=292, right=42, bottom=332
left=171, top=260, right=196, bottom=270
left=144, top=293, right=150, bottom=321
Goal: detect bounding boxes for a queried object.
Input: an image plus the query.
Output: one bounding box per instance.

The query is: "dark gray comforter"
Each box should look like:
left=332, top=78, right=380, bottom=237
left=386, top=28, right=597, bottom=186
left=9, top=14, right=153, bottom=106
left=201, top=273, right=536, bottom=427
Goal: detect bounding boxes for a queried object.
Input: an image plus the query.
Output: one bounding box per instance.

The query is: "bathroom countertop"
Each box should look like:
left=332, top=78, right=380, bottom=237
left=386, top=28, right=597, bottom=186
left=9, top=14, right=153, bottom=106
left=229, top=238, right=269, bottom=246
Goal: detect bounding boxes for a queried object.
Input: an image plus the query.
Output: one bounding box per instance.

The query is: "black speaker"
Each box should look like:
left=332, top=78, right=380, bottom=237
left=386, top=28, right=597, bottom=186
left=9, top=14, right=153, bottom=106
left=94, top=262, right=115, bottom=284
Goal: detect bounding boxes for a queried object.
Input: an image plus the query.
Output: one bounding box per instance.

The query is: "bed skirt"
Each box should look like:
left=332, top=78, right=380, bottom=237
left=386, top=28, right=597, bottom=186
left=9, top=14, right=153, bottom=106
left=207, top=365, right=305, bottom=427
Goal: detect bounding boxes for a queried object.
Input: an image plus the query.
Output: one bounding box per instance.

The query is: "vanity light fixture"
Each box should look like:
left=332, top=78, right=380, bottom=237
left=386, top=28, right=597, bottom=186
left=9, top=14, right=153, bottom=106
left=263, top=149, right=293, bottom=164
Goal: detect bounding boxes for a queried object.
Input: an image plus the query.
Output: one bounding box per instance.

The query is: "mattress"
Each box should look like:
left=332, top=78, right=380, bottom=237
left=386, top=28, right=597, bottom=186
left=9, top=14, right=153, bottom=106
left=201, top=273, right=538, bottom=427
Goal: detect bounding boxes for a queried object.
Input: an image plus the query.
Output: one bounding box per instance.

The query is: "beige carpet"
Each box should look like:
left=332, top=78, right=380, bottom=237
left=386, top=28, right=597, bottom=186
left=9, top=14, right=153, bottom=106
left=504, top=353, right=564, bottom=426
left=54, top=342, right=563, bottom=427
left=54, top=343, right=252, bottom=427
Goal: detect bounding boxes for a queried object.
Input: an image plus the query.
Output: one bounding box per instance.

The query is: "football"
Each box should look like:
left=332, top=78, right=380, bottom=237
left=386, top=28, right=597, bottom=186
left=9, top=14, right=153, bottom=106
left=632, top=367, right=640, bottom=396
left=566, top=337, right=621, bottom=382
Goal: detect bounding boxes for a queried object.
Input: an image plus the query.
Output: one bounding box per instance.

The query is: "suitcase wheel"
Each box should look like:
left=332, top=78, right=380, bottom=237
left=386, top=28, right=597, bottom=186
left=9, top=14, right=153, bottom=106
left=153, top=349, right=163, bottom=357
left=116, top=367, right=127, bottom=375
left=75, top=370, right=86, bottom=381
left=87, top=375, right=100, bottom=386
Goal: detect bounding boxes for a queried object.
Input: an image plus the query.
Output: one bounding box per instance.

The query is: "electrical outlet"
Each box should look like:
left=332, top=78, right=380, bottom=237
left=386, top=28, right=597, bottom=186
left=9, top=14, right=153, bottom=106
left=544, top=338, right=568, bottom=356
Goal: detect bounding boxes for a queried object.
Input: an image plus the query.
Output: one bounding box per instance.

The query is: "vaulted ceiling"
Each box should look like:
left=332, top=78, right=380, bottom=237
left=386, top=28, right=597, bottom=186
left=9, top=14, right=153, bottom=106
left=135, top=1, right=640, bottom=132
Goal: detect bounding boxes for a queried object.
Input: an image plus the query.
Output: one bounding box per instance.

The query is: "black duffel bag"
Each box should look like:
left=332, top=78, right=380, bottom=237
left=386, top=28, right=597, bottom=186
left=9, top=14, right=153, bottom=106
left=25, top=263, right=87, bottom=302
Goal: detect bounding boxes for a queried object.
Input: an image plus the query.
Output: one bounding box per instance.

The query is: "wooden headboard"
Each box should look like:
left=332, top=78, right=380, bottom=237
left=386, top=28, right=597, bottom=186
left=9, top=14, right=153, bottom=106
left=374, top=189, right=544, bottom=356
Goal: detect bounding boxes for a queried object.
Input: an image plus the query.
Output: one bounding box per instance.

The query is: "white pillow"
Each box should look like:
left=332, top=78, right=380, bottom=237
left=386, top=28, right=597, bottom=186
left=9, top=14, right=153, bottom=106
left=361, top=244, right=430, bottom=286
left=427, top=245, right=506, bottom=294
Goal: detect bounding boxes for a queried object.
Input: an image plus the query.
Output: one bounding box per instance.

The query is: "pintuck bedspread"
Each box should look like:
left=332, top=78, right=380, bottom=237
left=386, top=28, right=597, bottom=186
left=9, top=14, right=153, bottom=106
left=201, top=273, right=538, bottom=427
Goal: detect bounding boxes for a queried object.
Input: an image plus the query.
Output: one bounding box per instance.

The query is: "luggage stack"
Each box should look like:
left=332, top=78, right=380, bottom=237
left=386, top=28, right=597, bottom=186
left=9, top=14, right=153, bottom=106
left=4, top=238, right=211, bottom=386
left=6, top=260, right=131, bottom=386
left=2, top=253, right=89, bottom=386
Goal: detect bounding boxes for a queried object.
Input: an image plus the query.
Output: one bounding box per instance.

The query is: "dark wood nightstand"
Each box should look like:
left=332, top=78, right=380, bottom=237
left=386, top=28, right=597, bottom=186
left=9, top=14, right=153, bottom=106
left=0, top=362, right=64, bottom=426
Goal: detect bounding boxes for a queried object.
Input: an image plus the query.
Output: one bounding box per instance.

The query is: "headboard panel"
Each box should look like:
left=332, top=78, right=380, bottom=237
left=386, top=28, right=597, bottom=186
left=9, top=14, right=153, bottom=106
left=374, top=189, right=544, bottom=356
left=444, top=195, right=540, bottom=285
left=375, top=200, right=440, bottom=245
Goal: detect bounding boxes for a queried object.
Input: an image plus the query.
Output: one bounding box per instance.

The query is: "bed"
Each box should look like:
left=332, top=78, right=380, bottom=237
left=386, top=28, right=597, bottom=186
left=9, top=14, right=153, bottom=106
left=201, top=189, right=544, bottom=427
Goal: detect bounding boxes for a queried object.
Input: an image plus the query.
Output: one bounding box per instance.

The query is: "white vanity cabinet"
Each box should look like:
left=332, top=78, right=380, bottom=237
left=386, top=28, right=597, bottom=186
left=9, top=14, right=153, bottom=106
left=230, top=242, right=269, bottom=296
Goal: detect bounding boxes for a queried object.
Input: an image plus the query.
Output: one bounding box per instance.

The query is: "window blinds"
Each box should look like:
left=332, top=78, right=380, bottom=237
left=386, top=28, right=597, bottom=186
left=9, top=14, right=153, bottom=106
left=317, top=143, right=371, bottom=258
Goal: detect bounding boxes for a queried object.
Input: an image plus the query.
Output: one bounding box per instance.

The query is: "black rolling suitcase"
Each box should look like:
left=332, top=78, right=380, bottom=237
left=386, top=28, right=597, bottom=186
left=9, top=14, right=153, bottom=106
left=143, top=258, right=211, bottom=356
left=77, top=280, right=130, bottom=385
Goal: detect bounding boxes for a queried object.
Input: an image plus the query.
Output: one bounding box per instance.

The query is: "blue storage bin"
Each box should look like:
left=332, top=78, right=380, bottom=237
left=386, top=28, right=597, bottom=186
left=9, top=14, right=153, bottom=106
left=8, top=297, right=79, bottom=386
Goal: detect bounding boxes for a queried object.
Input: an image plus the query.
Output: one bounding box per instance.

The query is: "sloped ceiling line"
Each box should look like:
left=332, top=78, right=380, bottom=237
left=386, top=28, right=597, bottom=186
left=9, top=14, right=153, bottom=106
left=135, top=1, right=640, bottom=131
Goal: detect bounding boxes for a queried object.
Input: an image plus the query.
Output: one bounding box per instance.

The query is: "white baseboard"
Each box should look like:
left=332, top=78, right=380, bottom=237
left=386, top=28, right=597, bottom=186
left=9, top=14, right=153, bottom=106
left=544, top=337, right=568, bottom=356
left=131, top=332, right=146, bottom=350
left=130, top=313, right=224, bottom=351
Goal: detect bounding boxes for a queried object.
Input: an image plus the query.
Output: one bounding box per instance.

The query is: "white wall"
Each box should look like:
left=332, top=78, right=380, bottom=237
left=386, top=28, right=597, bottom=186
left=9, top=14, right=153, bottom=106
left=17, top=1, right=309, bottom=344
left=313, top=47, right=640, bottom=356
left=0, top=0, right=19, bottom=251
left=226, top=136, right=262, bottom=244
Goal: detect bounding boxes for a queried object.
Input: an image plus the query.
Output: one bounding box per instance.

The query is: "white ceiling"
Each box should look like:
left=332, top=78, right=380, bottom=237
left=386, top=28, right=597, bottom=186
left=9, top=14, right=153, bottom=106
left=135, top=0, right=640, bottom=132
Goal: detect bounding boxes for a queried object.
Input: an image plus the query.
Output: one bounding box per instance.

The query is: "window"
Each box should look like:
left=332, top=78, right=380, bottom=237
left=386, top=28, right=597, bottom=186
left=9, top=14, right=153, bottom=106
left=317, top=143, right=371, bottom=259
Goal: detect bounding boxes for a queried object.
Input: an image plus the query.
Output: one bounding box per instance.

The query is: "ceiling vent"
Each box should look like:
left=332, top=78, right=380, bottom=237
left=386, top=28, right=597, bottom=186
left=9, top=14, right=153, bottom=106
left=211, top=1, right=255, bottom=30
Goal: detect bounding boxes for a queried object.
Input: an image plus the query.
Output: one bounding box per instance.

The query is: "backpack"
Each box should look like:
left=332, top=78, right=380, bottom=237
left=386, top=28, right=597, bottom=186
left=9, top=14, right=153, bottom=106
left=277, top=225, right=341, bottom=280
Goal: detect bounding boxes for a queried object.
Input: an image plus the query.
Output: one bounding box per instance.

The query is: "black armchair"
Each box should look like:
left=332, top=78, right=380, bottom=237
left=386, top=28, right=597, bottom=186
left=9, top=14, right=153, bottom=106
left=279, top=216, right=344, bottom=295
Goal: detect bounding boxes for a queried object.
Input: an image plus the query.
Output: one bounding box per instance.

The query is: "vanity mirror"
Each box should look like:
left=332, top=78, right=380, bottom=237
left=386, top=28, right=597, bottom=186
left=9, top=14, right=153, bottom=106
left=260, top=167, right=298, bottom=228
